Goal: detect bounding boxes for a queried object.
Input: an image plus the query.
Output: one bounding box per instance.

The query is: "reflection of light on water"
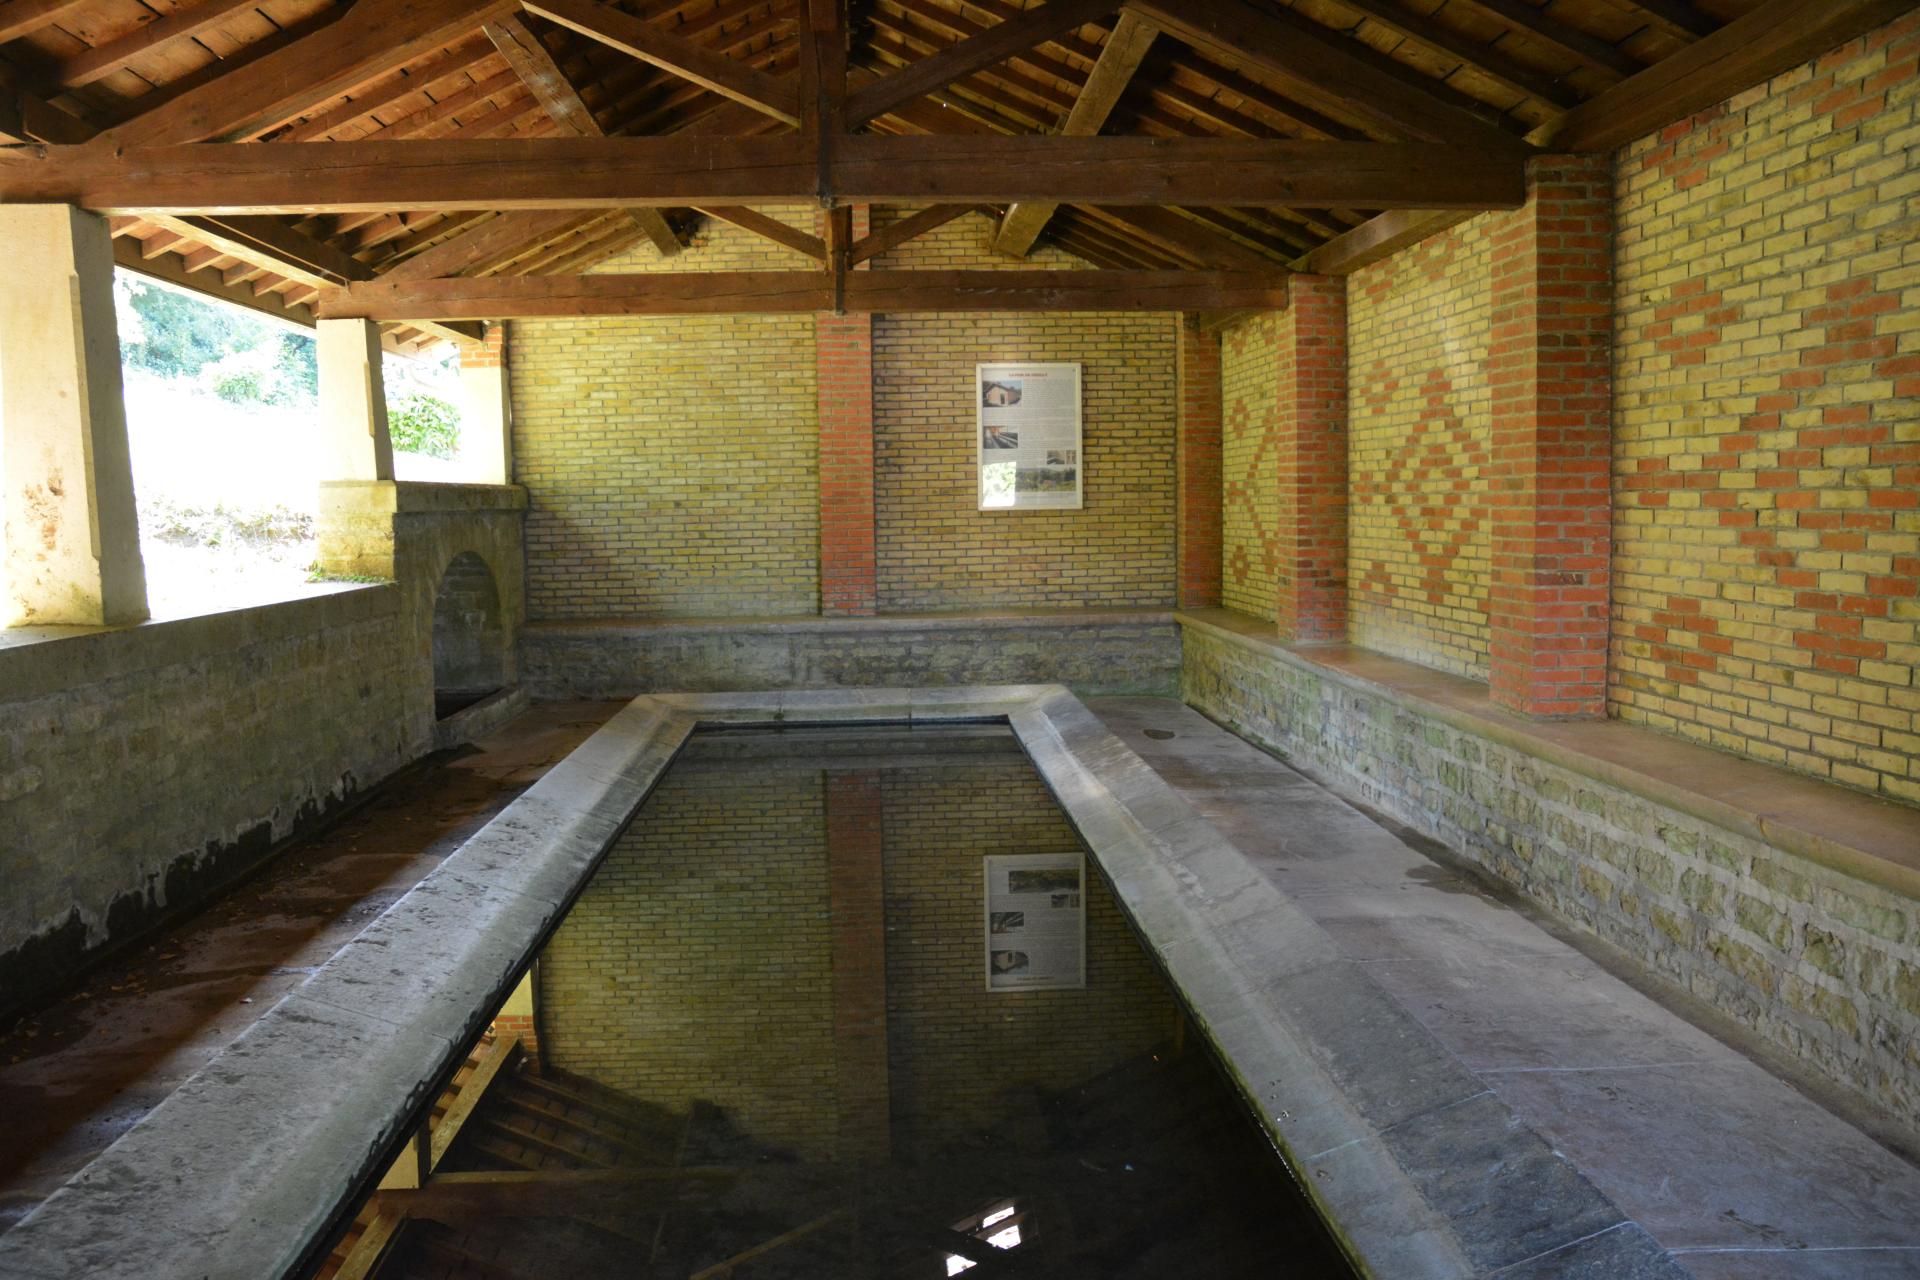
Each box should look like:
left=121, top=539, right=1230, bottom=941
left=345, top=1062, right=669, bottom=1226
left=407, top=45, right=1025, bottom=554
left=946, top=1203, right=1022, bottom=1272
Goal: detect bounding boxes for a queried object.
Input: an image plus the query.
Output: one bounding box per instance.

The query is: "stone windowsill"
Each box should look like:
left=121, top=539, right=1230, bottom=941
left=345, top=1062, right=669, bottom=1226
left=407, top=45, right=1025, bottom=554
left=1176, top=607, right=1920, bottom=903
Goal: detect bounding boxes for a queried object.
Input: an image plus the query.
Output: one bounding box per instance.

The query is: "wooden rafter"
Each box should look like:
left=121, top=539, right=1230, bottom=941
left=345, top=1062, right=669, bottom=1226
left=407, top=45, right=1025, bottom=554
left=1454, top=0, right=1644, bottom=79
left=993, top=10, right=1157, bottom=258
left=382, top=209, right=591, bottom=280
left=50, top=0, right=266, bottom=89
left=3, top=135, right=1529, bottom=213
left=0, top=0, right=91, bottom=44
left=848, top=203, right=974, bottom=264
left=318, top=269, right=1295, bottom=318
left=693, top=205, right=826, bottom=259
left=522, top=0, right=802, bottom=125
left=1329, top=0, right=1583, bottom=109
left=846, top=0, right=1116, bottom=126
left=1079, top=204, right=1284, bottom=272
left=1123, top=0, right=1528, bottom=151
left=1542, top=0, right=1920, bottom=152
left=484, top=12, right=682, bottom=256
left=91, top=0, right=521, bottom=147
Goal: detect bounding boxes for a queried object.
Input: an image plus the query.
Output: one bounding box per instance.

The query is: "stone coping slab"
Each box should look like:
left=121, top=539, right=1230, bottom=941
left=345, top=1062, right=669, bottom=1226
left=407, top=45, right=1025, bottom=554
left=1178, top=608, right=1920, bottom=903
left=318, top=479, right=530, bottom=514
left=0, top=583, right=397, bottom=699
left=0, top=684, right=1658, bottom=1280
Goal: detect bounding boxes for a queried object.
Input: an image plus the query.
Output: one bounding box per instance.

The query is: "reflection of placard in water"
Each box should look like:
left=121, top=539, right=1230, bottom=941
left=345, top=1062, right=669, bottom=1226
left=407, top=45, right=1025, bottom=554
left=976, top=362, right=1083, bottom=512
left=984, top=852, right=1086, bottom=991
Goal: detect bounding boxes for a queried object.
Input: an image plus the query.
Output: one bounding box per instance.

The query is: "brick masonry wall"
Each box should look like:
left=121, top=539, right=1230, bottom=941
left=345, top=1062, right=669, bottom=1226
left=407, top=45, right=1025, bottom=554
left=1612, top=15, right=1920, bottom=803
left=879, top=753, right=1178, bottom=1150
left=1221, top=312, right=1281, bottom=621
left=1176, top=321, right=1224, bottom=610
left=537, top=759, right=840, bottom=1159
left=1348, top=217, right=1496, bottom=678
left=1182, top=621, right=1920, bottom=1133
left=508, top=209, right=822, bottom=621
left=871, top=211, right=1178, bottom=611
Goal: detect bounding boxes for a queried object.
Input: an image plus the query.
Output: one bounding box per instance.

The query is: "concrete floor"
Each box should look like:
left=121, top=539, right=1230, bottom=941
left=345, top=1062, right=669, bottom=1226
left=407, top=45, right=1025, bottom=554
left=0, top=701, right=621, bottom=1234
left=1089, top=696, right=1920, bottom=1280
left=5, top=694, right=1920, bottom=1279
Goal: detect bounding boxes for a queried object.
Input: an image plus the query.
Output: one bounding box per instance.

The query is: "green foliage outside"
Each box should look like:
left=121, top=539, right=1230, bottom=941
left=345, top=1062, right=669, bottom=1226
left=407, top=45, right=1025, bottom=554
left=387, top=391, right=461, bottom=459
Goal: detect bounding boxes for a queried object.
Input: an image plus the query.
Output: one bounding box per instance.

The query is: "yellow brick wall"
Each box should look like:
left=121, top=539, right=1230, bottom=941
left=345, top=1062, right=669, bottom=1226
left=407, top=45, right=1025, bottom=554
left=1347, top=217, right=1496, bottom=679
left=1220, top=312, right=1280, bottom=621
left=1613, top=14, right=1920, bottom=804
left=871, top=210, right=1178, bottom=612
left=508, top=208, right=821, bottom=619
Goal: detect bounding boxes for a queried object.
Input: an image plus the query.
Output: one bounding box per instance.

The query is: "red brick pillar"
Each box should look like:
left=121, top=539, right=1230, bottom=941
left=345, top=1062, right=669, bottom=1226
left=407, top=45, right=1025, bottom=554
left=825, top=770, right=890, bottom=1163
left=1176, top=317, right=1224, bottom=609
left=1488, top=154, right=1614, bottom=718
left=818, top=207, right=878, bottom=615
left=1276, top=276, right=1349, bottom=642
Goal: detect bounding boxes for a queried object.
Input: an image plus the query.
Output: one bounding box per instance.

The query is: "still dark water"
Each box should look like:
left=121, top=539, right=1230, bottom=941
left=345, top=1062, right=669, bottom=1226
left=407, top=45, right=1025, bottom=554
left=323, top=725, right=1351, bottom=1279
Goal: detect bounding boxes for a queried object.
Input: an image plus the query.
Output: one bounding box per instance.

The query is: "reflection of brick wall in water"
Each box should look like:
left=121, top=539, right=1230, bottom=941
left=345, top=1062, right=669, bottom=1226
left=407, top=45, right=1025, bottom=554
left=880, top=758, right=1178, bottom=1149
left=536, top=765, right=839, bottom=1160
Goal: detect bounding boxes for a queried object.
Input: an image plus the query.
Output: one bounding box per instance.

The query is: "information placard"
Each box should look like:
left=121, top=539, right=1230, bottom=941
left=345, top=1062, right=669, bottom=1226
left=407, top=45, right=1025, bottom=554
left=984, top=852, right=1086, bottom=992
left=977, top=362, right=1083, bottom=511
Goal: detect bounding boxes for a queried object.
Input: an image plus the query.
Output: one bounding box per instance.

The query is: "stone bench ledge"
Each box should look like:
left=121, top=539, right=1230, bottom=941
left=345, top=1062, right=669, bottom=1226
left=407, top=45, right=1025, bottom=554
left=1176, top=608, right=1920, bottom=903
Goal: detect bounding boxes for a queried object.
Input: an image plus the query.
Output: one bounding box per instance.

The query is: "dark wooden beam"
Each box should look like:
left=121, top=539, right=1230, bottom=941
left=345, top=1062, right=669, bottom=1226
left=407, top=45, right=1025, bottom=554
left=145, top=212, right=372, bottom=288
left=848, top=203, right=974, bottom=264
left=1291, top=208, right=1473, bottom=275
left=1, top=136, right=1529, bottom=213
left=522, top=0, right=801, bottom=125
left=317, top=268, right=1294, bottom=318
left=112, top=234, right=315, bottom=326
left=1619, top=0, right=1718, bottom=41
left=694, top=206, right=827, bottom=259
left=1543, top=0, right=1920, bottom=153
left=91, top=0, right=519, bottom=147
left=993, top=10, right=1156, bottom=257
left=1123, top=0, right=1527, bottom=151
left=846, top=0, right=1117, bottom=126
left=484, top=12, right=681, bottom=256
left=49, top=0, right=265, bottom=90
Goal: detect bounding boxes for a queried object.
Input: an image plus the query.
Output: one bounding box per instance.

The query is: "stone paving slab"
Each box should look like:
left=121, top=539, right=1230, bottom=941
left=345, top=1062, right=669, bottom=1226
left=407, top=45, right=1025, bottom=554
left=1090, top=695, right=1920, bottom=1280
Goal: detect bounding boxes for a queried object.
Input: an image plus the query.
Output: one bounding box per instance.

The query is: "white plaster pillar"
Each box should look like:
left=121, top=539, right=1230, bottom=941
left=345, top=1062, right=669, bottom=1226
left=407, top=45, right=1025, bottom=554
left=317, top=317, right=394, bottom=481
left=457, top=322, right=513, bottom=485
left=0, top=204, right=149, bottom=627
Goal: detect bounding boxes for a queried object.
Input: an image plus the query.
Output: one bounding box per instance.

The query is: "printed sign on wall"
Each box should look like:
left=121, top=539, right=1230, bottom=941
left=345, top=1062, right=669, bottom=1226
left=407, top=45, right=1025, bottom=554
left=984, top=852, right=1087, bottom=991
left=977, top=362, right=1084, bottom=511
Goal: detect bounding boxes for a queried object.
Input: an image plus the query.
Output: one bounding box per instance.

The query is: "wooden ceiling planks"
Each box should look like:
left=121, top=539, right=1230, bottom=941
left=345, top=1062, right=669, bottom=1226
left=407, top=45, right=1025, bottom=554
left=0, top=0, right=1799, bottom=334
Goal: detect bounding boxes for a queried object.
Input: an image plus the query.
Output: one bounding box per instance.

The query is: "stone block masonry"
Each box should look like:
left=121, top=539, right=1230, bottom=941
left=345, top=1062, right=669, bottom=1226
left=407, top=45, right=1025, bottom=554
left=1612, top=12, right=1920, bottom=803
left=1181, top=615, right=1920, bottom=1135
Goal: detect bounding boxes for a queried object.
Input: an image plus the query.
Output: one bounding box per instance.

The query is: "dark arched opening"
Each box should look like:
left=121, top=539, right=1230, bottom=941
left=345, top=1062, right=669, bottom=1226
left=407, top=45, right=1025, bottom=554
left=432, top=551, right=508, bottom=720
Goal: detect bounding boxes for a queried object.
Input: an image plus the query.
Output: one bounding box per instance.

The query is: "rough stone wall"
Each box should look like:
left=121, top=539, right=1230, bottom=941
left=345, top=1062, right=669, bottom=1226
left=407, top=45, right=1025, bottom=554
left=1347, top=217, right=1495, bottom=679
left=537, top=761, right=839, bottom=1159
left=870, top=211, right=1178, bottom=612
left=0, top=587, right=412, bottom=1015
left=1612, top=14, right=1920, bottom=804
left=1182, top=622, right=1920, bottom=1133
left=1220, top=311, right=1281, bottom=621
left=519, top=615, right=1180, bottom=699
left=879, top=755, right=1177, bottom=1149
left=508, top=209, right=821, bottom=620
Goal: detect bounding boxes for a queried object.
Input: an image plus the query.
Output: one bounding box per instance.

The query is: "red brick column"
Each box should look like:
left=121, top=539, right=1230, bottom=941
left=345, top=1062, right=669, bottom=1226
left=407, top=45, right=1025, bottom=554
left=825, top=770, right=890, bottom=1163
left=818, top=208, right=878, bottom=615
left=1176, top=317, right=1224, bottom=609
left=1488, top=154, right=1614, bottom=718
left=1275, top=276, right=1349, bottom=642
